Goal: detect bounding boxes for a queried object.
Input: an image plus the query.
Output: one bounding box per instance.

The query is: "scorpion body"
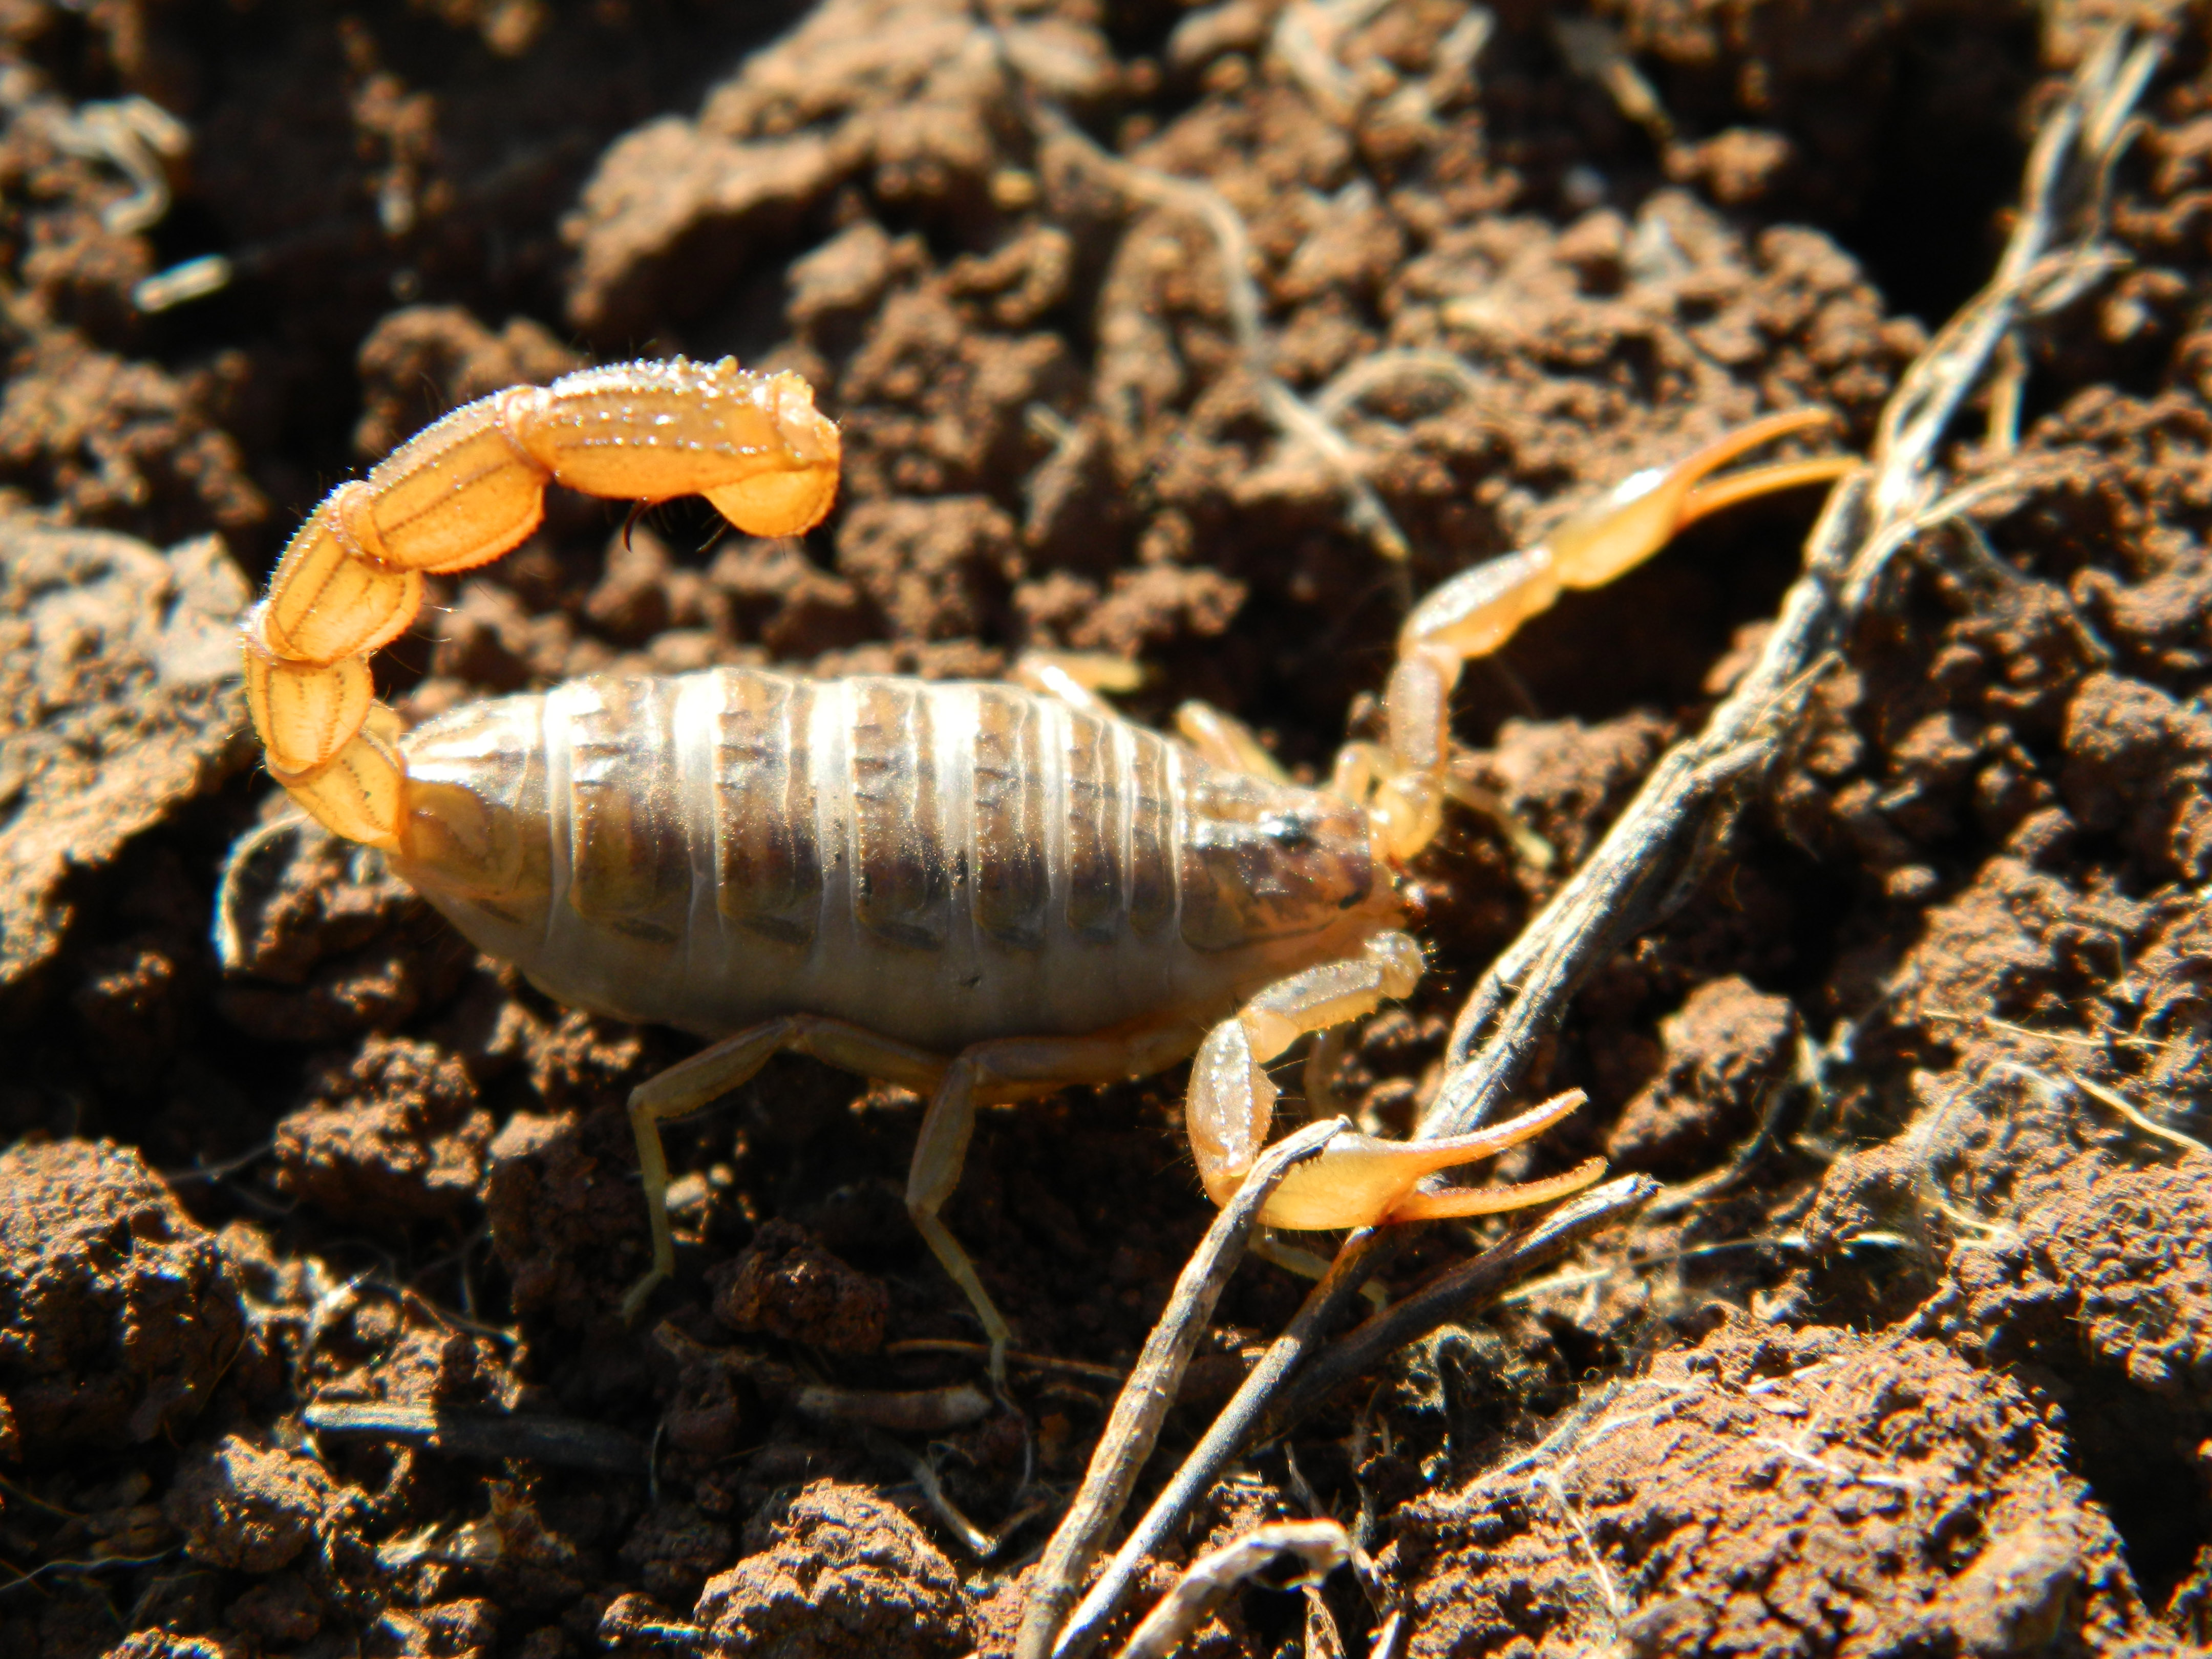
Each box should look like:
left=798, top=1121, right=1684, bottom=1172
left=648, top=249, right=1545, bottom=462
left=396, top=668, right=1392, bottom=1054
left=241, top=356, right=1853, bottom=1372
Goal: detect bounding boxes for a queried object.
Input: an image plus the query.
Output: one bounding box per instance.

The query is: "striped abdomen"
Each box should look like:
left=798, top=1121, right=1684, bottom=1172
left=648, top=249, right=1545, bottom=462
left=390, top=668, right=1396, bottom=1052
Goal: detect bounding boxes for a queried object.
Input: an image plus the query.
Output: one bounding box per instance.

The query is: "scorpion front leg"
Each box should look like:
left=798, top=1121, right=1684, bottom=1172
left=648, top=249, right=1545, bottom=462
left=1346, top=407, right=1857, bottom=860
left=1188, top=931, right=1605, bottom=1230
left=904, top=1022, right=1199, bottom=1385
left=624, top=1009, right=1194, bottom=1387
left=243, top=358, right=841, bottom=851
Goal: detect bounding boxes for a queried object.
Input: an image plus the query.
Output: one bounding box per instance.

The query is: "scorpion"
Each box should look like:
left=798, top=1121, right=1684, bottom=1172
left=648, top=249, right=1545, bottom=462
left=241, top=355, right=1851, bottom=1377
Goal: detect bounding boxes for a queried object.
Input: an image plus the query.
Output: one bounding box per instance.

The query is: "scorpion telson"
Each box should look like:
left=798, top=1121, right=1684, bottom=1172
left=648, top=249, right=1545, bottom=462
left=242, top=359, right=1853, bottom=1379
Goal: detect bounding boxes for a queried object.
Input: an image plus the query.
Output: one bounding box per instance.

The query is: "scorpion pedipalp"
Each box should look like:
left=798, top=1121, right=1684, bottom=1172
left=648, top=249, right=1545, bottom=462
left=1353, top=407, right=1859, bottom=861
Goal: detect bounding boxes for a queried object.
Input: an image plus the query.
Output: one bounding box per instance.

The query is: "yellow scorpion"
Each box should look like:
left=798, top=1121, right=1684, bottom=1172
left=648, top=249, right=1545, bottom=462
left=243, top=356, right=1848, bottom=1374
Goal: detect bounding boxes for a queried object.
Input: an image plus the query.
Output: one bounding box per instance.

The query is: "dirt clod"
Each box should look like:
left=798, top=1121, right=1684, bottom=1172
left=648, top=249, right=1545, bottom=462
left=0, top=1138, right=244, bottom=1456
left=165, top=1433, right=334, bottom=1573
left=710, top=1219, right=889, bottom=1355
left=215, top=823, right=470, bottom=1044
left=1390, top=1320, right=2163, bottom=1658
left=693, top=1480, right=972, bottom=1659
left=0, top=521, right=251, bottom=1001
left=377, top=1598, right=499, bottom=1658
left=620, top=1502, right=737, bottom=1609
left=1606, top=976, right=1798, bottom=1173
left=272, top=1035, right=494, bottom=1223
left=224, top=1571, right=325, bottom=1648
left=0, top=330, right=265, bottom=543
left=835, top=495, right=1018, bottom=644
left=484, top=1102, right=650, bottom=1324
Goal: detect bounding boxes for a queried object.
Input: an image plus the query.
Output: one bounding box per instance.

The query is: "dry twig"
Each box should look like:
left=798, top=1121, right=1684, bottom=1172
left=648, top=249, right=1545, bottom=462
left=1016, top=1117, right=1348, bottom=1659
left=2060, top=1068, right=2210, bottom=1158
left=1259, top=1174, right=1658, bottom=1438
left=1117, top=1519, right=1351, bottom=1659
left=793, top=1382, right=994, bottom=1434
left=301, top=1401, right=647, bottom=1476
left=1048, top=1175, right=1652, bottom=1659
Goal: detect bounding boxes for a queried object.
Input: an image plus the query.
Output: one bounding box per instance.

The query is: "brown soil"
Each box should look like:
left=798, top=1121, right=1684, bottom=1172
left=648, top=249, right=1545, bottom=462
left=2, top=2, right=2210, bottom=1656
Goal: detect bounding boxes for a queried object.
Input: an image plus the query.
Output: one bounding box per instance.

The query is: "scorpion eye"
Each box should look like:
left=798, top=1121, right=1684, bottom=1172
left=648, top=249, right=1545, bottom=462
left=1262, top=812, right=1313, bottom=849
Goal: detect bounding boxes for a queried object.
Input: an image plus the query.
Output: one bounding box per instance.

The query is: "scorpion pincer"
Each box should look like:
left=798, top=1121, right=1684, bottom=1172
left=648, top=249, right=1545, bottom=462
left=241, top=355, right=1852, bottom=1376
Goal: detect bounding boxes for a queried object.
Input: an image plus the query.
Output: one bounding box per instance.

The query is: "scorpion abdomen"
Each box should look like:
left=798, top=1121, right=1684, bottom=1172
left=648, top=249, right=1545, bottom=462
left=390, top=667, right=1395, bottom=1052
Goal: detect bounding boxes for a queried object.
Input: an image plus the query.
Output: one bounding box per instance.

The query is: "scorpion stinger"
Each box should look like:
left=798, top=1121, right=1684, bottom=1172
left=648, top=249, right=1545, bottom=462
left=244, top=358, right=840, bottom=849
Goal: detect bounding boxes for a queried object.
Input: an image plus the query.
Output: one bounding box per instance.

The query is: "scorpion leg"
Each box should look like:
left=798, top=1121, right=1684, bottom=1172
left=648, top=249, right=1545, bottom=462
left=1172, top=701, right=1291, bottom=782
left=908, top=1022, right=1197, bottom=1386
left=1008, top=649, right=1144, bottom=717
left=1187, top=931, right=1605, bottom=1230
left=1358, top=408, right=1857, bottom=861
left=621, top=1014, right=950, bottom=1323
left=1013, top=648, right=1295, bottom=786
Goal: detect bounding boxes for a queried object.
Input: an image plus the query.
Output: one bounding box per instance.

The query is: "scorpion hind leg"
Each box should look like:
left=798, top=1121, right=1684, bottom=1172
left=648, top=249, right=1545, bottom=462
left=1008, top=649, right=1145, bottom=719
left=1013, top=650, right=1296, bottom=786
left=619, top=1007, right=1193, bottom=1389
left=1172, top=700, right=1291, bottom=781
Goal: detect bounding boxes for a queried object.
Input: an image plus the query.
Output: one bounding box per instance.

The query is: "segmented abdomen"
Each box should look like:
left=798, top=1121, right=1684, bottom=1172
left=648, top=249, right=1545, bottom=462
left=393, top=668, right=1384, bottom=1051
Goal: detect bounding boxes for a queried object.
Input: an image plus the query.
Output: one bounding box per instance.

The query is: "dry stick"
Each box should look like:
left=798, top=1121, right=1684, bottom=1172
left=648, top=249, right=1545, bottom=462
left=1055, top=1179, right=1653, bottom=1656
left=1050, top=1206, right=1401, bottom=1659
left=863, top=1426, right=1045, bottom=1560
left=1117, top=1519, right=1352, bottom=1659
left=1260, top=1174, right=1658, bottom=1439
left=1314, top=349, right=1507, bottom=427
left=886, top=1338, right=1129, bottom=1384
left=301, top=1401, right=647, bottom=1476
left=1015, top=1116, right=1349, bottom=1659
left=2061, top=1068, right=2210, bottom=1159
left=793, top=1382, right=993, bottom=1434
left=1044, top=27, right=2166, bottom=1658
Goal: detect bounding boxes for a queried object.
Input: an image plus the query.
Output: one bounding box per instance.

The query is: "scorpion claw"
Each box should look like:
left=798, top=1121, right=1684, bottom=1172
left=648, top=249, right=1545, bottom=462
left=1249, top=1091, right=1595, bottom=1231
left=1541, top=406, right=1846, bottom=591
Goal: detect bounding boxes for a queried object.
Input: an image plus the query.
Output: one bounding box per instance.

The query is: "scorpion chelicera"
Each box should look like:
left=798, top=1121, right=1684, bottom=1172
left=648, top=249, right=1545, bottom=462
left=241, top=356, right=1851, bottom=1375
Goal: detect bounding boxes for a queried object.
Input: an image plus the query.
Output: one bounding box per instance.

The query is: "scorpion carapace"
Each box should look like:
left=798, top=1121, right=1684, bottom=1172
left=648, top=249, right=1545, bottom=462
left=241, top=359, right=1854, bottom=1375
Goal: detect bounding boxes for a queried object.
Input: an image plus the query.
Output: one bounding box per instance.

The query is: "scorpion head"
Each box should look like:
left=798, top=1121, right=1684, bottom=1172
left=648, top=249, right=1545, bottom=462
left=1179, top=764, right=1400, bottom=956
